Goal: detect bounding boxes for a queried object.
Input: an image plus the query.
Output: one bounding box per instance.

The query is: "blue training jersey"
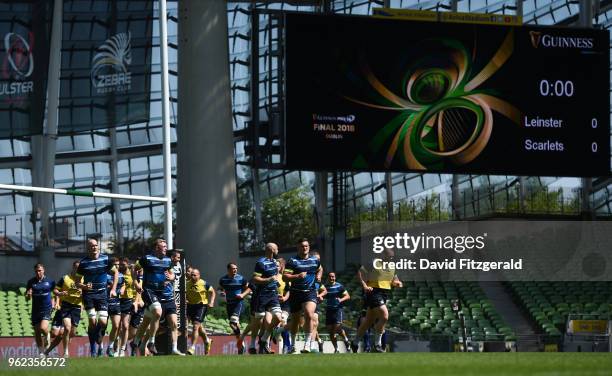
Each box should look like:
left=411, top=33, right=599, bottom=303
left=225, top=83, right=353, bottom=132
left=253, top=257, right=279, bottom=292
left=136, top=254, right=173, bottom=300
left=106, top=272, right=124, bottom=302
left=26, top=276, right=55, bottom=311
left=285, top=255, right=321, bottom=292
left=77, top=254, right=114, bottom=292
left=325, top=282, right=347, bottom=309
left=219, top=274, right=248, bottom=303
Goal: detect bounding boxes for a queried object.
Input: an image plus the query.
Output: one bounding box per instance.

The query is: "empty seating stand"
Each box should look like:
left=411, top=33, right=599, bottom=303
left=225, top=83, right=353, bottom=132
left=331, top=267, right=515, bottom=344
left=507, top=281, right=612, bottom=343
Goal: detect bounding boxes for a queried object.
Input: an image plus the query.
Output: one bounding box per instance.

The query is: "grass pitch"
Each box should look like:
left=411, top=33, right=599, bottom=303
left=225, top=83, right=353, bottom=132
left=4, top=353, right=612, bottom=376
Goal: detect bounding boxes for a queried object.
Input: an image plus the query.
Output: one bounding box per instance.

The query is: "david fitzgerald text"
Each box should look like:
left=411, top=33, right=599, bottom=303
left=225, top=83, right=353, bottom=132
left=372, top=258, right=523, bottom=272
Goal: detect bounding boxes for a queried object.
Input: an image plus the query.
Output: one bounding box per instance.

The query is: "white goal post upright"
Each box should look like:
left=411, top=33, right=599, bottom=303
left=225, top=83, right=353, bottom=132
left=158, top=0, right=174, bottom=249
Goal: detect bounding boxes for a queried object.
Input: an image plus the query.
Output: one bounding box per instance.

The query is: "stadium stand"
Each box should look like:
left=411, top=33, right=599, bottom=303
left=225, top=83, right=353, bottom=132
left=323, top=265, right=516, bottom=343
left=0, top=286, right=87, bottom=337
left=0, top=287, right=35, bottom=337
left=3, top=277, right=611, bottom=351
left=0, top=285, right=252, bottom=337
left=507, top=281, right=612, bottom=343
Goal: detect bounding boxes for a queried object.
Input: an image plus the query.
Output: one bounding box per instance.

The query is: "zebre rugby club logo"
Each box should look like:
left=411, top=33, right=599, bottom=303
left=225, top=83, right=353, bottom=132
left=91, top=32, right=132, bottom=94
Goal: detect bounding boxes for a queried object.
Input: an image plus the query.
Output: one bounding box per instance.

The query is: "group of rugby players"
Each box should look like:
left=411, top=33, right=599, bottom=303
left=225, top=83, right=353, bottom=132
left=26, top=238, right=186, bottom=358
left=217, top=240, right=353, bottom=354
left=25, top=236, right=401, bottom=357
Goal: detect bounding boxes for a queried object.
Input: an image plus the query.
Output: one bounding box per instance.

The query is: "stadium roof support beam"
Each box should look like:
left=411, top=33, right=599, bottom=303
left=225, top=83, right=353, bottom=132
left=0, top=143, right=179, bottom=170
left=452, top=175, right=461, bottom=219
left=177, top=0, right=239, bottom=283
left=516, top=0, right=527, bottom=213
left=315, top=171, right=329, bottom=266
left=332, top=172, right=346, bottom=272
left=230, top=0, right=322, bottom=4
left=386, top=172, right=394, bottom=221
left=31, top=0, right=62, bottom=252
left=249, top=9, right=264, bottom=246
left=108, top=128, right=124, bottom=254
left=580, top=0, right=595, bottom=219
left=580, top=0, right=594, bottom=26
left=252, top=168, right=264, bottom=246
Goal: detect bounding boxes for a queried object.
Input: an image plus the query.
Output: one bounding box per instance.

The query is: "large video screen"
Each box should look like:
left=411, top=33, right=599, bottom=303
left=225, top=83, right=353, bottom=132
left=284, top=13, right=610, bottom=177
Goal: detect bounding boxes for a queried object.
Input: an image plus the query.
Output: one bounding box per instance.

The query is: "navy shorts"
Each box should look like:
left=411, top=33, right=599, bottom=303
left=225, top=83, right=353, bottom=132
left=120, top=299, right=134, bottom=315
left=226, top=300, right=243, bottom=318
left=31, top=307, right=52, bottom=326
left=141, top=288, right=159, bottom=307
left=130, top=306, right=145, bottom=329
left=289, top=289, right=317, bottom=314
left=51, top=310, right=63, bottom=328
left=252, top=290, right=280, bottom=314
left=280, top=299, right=290, bottom=312
left=108, top=299, right=121, bottom=316
left=365, top=288, right=388, bottom=309
left=160, top=299, right=177, bottom=316
left=139, top=288, right=176, bottom=317
left=82, top=289, right=108, bottom=312
left=325, top=308, right=344, bottom=325
left=187, top=303, right=208, bottom=323
left=56, top=302, right=81, bottom=326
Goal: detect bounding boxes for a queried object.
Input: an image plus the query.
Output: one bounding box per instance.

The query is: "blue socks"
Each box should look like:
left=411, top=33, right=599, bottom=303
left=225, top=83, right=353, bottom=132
left=88, top=327, right=97, bottom=355
left=282, top=329, right=291, bottom=350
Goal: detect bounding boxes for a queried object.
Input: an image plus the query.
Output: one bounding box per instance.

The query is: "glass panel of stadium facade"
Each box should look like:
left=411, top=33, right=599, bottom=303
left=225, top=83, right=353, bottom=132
left=0, top=0, right=611, bottom=256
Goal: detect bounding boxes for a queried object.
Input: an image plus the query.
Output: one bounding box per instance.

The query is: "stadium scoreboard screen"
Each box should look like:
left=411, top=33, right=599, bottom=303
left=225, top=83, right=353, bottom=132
left=284, top=13, right=610, bottom=177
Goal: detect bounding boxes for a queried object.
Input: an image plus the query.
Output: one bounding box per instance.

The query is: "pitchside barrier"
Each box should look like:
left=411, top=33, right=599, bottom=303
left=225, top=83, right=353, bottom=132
left=0, top=335, right=277, bottom=358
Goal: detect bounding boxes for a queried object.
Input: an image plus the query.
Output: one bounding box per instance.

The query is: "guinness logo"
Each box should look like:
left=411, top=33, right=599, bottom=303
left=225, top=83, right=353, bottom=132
left=529, top=31, right=542, bottom=48
left=529, top=31, right=594, bottom=49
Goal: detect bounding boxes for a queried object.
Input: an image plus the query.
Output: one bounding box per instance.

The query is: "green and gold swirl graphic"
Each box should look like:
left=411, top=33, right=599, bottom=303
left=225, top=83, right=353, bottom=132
left=347, top=30, right=520, bottom=170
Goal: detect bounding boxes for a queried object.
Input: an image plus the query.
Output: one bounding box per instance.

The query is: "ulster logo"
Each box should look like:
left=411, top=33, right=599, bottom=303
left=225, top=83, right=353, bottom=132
left=3, top=32, right=34, bottom=79
left=0, top=32, right=35, bottom=97
left=91, top=32, right=132, bottom=94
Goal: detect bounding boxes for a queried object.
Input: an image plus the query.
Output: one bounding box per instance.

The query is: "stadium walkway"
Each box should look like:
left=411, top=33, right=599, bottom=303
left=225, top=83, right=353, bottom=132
left=480, top=281, right=539, bottom=351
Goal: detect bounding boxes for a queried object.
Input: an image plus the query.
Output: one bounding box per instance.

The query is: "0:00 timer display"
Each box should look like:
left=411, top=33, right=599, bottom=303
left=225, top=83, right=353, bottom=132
left=539, top=79, right=574, bottom=97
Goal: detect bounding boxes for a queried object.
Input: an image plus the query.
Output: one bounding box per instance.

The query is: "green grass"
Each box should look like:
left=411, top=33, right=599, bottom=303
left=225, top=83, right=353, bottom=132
left=4, top=353, right=612, bottom=376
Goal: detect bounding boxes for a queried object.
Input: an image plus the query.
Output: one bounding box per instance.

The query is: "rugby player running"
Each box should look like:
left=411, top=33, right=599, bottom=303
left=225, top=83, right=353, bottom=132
left=75, top=239, right=118, bottom=357
left=44, top=261, right=82, bottom=358
left=218, top=262, right=250, bottom=354
left=26, top=263, right=55, bottom=357
left=133, top=239, right=184, bottom=356
left=283, top=238, right=322, bottom=354
left=252, top=243, right=283, bottom=354
left=351, top=248, right=402, bottom=353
